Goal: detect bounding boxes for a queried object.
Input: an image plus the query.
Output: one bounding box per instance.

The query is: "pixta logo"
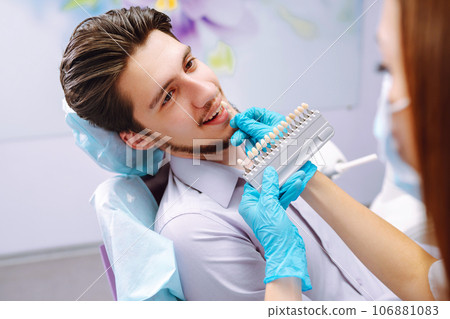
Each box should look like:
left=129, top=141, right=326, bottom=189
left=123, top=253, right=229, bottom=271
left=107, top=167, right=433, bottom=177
left=125, top=128, right=172, bottom=173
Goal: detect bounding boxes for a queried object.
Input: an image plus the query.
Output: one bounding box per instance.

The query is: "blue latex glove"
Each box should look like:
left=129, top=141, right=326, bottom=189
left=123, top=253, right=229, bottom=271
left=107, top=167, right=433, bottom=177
left=230, top=107, right=285, bottom=152
left=239, top=166, right=312, bottom=290
left=279, top=161, right=318, bottom=209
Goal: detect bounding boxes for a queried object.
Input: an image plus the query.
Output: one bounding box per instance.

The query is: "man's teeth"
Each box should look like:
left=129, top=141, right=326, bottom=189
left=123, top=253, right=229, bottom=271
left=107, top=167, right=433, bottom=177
left=205, top=105, right=223, bottom=122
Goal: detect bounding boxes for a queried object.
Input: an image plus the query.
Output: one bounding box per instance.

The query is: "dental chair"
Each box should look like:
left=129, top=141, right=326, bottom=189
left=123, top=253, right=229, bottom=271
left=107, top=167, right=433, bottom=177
left=64, top=100, right=184, bottom=301
left=63, top=100, right=350, bottom=301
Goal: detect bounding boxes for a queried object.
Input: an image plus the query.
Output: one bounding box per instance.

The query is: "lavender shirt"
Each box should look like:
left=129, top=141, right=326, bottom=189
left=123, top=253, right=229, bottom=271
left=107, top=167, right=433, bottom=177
left=154, top=156, right=399, bottom=301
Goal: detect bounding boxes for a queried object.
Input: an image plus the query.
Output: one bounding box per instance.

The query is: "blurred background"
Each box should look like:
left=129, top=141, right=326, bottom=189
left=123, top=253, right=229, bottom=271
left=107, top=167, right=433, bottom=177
left=0, top=0, right=387, bottom=300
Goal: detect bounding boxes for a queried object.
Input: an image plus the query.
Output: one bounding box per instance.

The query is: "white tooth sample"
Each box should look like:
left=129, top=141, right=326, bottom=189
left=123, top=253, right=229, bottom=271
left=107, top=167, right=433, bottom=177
left=238, top=158, right=252, bottom=172
left=301, top=103, right=312, bottom=114
left=273, top=127, right=280, bottom=135
left=294, top=109, right=302, bottom=118
left=252, top=147, right=259, bottom=157
left=247, top=150, right=254, bottom=159
left=296, top=106, right=304, bottom=113
left=268, top=132, right=278, bottom=147
left=264, top=135, right=272, bottom=151
left=277, top=124, right=285, bottom=138
left=288, top=113, right=300, bottom=126
left=260, top=139, right=267, bottom=148
left=281, top=120, right=292, bottom=133
left=258, top=140, right=268, bottom=156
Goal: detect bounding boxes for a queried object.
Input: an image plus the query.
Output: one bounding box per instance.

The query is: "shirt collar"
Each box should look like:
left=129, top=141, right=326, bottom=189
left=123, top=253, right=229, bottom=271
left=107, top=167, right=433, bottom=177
left=169, top=155, right=243, bottom=208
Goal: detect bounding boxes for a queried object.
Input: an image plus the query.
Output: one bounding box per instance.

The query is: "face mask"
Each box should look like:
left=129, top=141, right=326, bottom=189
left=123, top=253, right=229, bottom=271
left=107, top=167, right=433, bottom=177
left=373, top=74, right=422, bottom=201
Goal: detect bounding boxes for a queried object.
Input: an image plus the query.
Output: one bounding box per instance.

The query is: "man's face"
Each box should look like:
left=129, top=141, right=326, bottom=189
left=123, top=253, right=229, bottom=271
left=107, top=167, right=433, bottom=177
left=117, top=30, right=237, bottom=157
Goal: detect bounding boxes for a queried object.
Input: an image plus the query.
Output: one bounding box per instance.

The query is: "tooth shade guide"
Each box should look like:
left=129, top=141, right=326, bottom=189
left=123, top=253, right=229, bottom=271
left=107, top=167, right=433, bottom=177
left=241, top=104, right=335, bottom=193
left=252, top=147, right=259, bottom=156
left=247, top=150, right=254, bottom=159
left=255, top=142, right=262, bottom=150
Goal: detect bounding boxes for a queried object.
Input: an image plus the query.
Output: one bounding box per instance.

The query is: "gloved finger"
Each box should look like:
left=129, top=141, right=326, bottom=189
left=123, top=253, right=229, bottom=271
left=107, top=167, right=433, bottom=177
left=279, top=170, right=306, bottom=209
left=241, top=183, right=260, bottom=202
left=260, top=166, right=280, bottom=202
left=229, top=107, right=267, bottom=127
left=238, top=107, right=267, bottom=122
left=258, top=110, right=285, bottom=127
left=231, top=114, right=273, bottom=141
left=280, top=169, right=306, bottom=194
left=240, top=107, right=285, bottom=126
left=230, top=130, right=249, bottom=146
left=229, top=112, right=241, bottom=128
left=239, top=183, right=259, bottom=220
left=299, top=161, right=318, bottom=184
left=244, top=140, right=257, bottom=154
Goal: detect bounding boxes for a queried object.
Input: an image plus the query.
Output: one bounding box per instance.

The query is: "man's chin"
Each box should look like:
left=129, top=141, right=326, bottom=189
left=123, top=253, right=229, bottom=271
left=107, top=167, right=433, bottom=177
left=162, top=129, right=234, bottom=158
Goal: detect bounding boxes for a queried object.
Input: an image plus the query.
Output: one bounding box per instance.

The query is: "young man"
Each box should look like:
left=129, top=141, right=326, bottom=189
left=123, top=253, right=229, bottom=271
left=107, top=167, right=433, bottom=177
left=61, top=7, right=398, bottom=300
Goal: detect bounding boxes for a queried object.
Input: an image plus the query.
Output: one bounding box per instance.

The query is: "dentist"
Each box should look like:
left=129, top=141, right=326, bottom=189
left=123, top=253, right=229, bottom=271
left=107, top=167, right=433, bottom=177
left=232, top=0, right=449, bottom=301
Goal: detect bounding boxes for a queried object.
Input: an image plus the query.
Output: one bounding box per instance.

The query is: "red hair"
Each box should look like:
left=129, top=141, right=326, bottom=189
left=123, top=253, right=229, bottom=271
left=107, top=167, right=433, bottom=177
left=399, top=0, right=450, bottom=298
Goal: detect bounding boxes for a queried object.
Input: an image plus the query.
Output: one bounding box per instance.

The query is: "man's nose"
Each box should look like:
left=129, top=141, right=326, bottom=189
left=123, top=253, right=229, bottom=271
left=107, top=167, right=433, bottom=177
left=184, top=77, right=218, bottom=109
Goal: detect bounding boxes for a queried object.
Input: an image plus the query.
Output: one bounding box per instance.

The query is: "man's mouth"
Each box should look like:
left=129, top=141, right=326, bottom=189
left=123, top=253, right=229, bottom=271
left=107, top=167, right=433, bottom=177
left=203, top=103, right=224, bottom=124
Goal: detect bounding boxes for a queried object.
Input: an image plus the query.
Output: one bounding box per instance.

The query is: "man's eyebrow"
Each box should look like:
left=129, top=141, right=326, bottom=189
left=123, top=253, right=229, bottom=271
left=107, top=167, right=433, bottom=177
left=148, top=46, right=192, bottom=110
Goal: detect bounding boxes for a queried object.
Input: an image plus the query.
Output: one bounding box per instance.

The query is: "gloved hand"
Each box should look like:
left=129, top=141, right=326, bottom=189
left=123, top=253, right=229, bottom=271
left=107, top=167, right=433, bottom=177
left=279, top=161, right=317, bottom=209
left=230, top=107, right=285, bottom=152
left=239, top=166, right=312, bottom=290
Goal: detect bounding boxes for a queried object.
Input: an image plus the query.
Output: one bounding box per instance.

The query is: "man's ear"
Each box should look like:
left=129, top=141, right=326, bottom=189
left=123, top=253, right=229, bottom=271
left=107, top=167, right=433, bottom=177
left=119, top=128, right=156, bottom=150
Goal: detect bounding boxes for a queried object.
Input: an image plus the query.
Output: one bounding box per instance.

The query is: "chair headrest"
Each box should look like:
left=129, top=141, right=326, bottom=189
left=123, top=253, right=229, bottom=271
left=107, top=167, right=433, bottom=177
left=62, top=99, right=163, bottom=176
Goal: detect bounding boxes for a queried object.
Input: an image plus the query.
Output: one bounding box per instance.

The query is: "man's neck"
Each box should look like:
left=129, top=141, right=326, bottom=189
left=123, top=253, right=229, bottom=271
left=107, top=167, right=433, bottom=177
left=169, top=144, right=247, bottom=170
left=212, top=144, right=247, bottom=170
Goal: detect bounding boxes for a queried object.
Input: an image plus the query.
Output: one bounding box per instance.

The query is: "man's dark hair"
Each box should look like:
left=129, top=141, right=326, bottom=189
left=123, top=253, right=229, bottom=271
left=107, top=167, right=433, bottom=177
left=60, top=7, right=176, bottom=133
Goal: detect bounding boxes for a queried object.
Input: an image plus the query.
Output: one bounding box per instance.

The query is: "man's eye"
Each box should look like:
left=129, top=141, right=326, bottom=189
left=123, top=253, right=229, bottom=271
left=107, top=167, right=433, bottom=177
left=162, top=90, right=174, bottom=106
left=185, top=58, right=196, bottom=71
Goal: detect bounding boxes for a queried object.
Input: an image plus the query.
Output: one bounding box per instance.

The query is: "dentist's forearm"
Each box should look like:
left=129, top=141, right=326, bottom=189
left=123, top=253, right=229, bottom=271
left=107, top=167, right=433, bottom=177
left=301, top=171, right=436, bottom=300
left=265, top=277, right=303, bottom=301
